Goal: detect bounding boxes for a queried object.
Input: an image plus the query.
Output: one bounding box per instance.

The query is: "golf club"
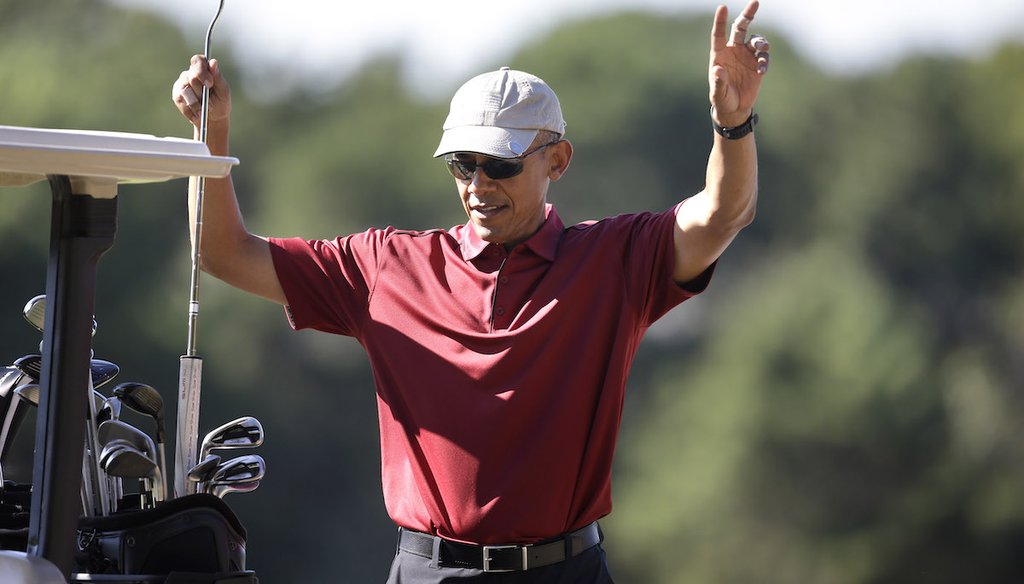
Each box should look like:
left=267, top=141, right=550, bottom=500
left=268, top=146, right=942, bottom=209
left=0, top=366, right=27, bottom=415
left=186, top=453, right=221, bottom=486
left=13, top=353, right=121, bottom=513
left=97, top=395, right=121, bottom=425
left=13, top=354, right=120, bottom=389
left=0, top=378, right=105, bottom=461
left=22, top=294, right=97, bottom=337
left=112, top=382, right=168, bottom=504
left=0, top=367, right=30, bottom=466
left=98, top=419, right=163, bottom=504
left=199, top=415, right=263, bottom=462
left=203, top=454, right=265, bottom=497
left=86, top=375, right=110, bottom=515
left=175, top=0, right=226, bottom=499
left=100, top=441, right=158, bottom=480
left=211, top=480, right=260, bottom=499
left=1, top=382, right=109, bottom=515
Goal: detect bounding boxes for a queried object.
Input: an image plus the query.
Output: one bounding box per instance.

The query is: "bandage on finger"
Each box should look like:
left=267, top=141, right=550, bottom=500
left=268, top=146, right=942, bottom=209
left=730, top=15, right=752, bottom=44
left=182, top=85, right=200, bottom=106
left=755, top=51, right=770, bottom=74
left=749, top=35, right=770, bottom=52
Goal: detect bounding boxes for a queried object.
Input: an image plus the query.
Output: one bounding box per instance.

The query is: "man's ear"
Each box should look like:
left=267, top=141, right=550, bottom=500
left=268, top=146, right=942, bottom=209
left=548, top=140, right=573, bottom=181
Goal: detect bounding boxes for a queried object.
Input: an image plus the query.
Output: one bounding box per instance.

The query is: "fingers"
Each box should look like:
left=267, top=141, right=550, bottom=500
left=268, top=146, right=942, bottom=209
left=172, top=72, right=198, bottom=124
left=710, top=5, right=729, bottom=53
left=711, top=2, right=769, bottom=76
left=750, top=35, right=770, bottom=74
left=181, top=78, right=200, bottom=108
left=729, top=0, right=759, bottom=46
left=171, top=55, right=228, bottom=126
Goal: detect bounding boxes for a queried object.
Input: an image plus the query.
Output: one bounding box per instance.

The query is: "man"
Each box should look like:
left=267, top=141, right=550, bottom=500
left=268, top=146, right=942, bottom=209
left=172, top=2, right=769, bottom=581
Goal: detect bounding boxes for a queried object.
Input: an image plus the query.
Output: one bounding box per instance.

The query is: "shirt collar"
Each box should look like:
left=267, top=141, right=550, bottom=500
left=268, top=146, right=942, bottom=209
left=458, top=204, right=563, bottom=262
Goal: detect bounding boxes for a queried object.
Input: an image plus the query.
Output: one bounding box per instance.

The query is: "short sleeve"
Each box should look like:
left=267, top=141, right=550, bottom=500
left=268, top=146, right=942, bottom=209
left=267, top=228, right=392, bottom=336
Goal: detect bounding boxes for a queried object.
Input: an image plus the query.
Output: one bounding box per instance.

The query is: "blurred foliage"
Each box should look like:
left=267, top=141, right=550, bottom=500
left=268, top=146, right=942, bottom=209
left=1, top=0, right=1023, bottom=582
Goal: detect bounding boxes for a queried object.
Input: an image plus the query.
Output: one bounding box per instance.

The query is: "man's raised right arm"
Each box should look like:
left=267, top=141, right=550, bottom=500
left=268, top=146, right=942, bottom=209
left=172, top=55, right=287, bottom=306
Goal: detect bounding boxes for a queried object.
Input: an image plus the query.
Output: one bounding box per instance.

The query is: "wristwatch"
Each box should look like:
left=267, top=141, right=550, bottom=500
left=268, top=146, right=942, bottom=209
left=711, top=108, right=759, bottom=140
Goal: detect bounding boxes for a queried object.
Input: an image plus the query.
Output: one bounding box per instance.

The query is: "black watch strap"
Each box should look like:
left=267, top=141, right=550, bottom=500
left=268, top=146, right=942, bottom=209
left=711, top=109, right=759, bottom=140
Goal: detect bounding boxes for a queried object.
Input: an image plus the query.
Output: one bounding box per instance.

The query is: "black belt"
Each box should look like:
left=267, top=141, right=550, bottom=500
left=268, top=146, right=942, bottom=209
left=398, top=522, right=603, bottom=573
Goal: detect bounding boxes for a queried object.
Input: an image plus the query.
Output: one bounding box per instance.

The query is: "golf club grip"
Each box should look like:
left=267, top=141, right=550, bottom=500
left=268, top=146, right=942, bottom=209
left=173, top=355, right=202, bottom=498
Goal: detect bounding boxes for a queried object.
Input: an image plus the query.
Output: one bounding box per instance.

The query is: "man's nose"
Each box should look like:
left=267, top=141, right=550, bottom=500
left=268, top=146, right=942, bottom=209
left=468, top=167, right=496, bottom=191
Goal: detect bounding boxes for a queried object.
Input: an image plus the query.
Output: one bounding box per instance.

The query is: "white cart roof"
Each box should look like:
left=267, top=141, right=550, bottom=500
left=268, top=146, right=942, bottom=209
left=0, top=125, right=238, bottom=189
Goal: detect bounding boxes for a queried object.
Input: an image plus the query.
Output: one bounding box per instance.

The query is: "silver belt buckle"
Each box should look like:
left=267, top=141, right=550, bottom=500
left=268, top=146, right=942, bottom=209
left=482, top=544, right=528, bottom=572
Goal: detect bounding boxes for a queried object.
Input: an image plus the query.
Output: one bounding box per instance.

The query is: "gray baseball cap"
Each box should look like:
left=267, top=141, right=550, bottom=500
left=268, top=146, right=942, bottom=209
left=433, top=67, right=566, bottom=159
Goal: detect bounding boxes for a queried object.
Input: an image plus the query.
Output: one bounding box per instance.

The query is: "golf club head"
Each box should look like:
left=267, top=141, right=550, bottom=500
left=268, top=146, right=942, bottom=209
left=97, top=420, right=155, bottom=456
left=12, top=355, right=41, bottom=381
left=0, top=367, right=28, bottom=401
left=186, top=454, right=221, bottom=484
left=99, top=438, right=138, bottom=467
left=101, top=443, right=157, bottom=478
left=211, top=479, right=260, bottom=498
left=91, top=359, right=119, bottom=389
left=0, top=367, right=28, bottom=427
left=0, top=370, right=30, bottom=460
left=0, top=384, right=39, bottom=462
left=12, top=355, right=119, bottom=389
left=23, top=294, right=97, bottom=336
left=206, top=454, right=265, bottom=497
left=96, top=396, right=121, bottom=425
left=112, top=382, right=165, bottom=439
left=113, top=382, right=169, bottom=504
left=209, top=454, right=266, bottom=484
left=200, top=416, right=264, bottom=460
left=14, top=383, right=40, bottom=407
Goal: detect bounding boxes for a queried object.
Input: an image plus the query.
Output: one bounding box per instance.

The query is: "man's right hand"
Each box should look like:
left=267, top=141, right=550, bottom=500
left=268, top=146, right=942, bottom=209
left=172, top=55, right=231, bottom=128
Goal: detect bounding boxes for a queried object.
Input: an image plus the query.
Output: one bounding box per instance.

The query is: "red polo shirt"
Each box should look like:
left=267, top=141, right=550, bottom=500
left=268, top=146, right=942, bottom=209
left=268, top=203, right=710, bottom=544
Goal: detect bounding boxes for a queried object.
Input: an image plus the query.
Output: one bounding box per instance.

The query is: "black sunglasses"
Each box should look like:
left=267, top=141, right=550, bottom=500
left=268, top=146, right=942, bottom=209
left=444, top=141, right=560, bottom=181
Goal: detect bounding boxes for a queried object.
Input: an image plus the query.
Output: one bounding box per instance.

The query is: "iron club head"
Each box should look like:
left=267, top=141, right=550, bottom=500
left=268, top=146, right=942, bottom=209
left=97, top=420, right=155, bottom=457
left=187, top=454, right=221, bottom=484
left=205, top=454, right=265, bottom=497
left=101, top=442, right=157, bottom=479
left=200, top=416, right=264, bottom=461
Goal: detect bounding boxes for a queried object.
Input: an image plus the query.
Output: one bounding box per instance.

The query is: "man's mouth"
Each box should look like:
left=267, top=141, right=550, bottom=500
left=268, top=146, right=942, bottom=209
left=471, top=204, right=506, bottom=219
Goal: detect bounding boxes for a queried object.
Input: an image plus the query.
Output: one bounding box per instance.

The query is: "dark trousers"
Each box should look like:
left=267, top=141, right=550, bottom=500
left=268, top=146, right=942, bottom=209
left=385, top=542, right=616, bottom=583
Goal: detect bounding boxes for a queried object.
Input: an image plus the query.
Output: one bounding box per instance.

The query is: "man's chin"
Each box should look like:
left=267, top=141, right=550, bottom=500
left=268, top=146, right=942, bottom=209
left=471, top=224, right=503, bottom=245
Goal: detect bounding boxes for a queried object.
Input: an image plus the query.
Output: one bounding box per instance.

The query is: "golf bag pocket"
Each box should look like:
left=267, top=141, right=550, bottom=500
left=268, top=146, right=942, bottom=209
left=0, top=481, right=31, bottom=550
left=75, top=493, right=247, bottom=575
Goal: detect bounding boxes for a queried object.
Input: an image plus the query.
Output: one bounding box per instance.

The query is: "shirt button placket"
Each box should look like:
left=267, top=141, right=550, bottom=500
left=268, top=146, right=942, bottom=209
left=492, top=273, right=508, bottom=330
left=487, top=248, right=509, bottom=332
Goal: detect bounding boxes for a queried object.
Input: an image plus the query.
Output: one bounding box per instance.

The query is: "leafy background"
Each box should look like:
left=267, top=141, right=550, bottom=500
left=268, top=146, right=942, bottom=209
left=1, top=0, right=1022, bottom=582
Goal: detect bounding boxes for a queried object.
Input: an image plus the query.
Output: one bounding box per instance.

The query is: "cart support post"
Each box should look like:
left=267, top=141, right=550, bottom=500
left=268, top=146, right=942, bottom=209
left=27, top=175, right=117, bottom=577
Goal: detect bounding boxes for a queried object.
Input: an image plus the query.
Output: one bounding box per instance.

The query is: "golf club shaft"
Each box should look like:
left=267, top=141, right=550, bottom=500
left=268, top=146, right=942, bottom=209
left=186, top=0, right=223, bottom=355
left=85, top=376, right=108, bottom=516
left=155, top=441, right=167, bottom=502
left=81, top=456, right=94, bottom=517
left=177, top=0, right=224, bottom=500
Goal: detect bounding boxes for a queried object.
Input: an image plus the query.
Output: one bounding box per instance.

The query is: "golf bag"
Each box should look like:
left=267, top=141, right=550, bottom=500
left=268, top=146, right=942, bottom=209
left=0, top=486, right=256, bottom=583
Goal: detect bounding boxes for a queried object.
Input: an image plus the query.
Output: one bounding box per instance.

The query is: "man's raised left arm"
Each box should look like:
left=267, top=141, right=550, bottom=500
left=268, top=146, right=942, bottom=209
left=673, top=0, right=770, bottom=283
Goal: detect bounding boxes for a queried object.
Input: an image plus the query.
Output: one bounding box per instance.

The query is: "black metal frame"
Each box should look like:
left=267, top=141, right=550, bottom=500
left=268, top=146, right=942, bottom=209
left=27, top=175, right=117, bottom=577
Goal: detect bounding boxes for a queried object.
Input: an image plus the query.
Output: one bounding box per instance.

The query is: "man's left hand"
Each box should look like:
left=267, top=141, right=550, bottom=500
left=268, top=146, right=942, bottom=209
left=709, top=1, right=770, bottom=127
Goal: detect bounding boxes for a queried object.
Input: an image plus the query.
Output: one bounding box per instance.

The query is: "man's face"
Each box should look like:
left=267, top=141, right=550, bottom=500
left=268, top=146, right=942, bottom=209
left=450, top=139, right=568, bottom=249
